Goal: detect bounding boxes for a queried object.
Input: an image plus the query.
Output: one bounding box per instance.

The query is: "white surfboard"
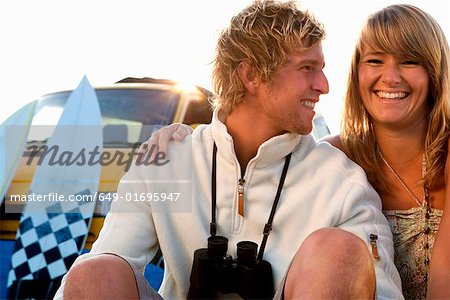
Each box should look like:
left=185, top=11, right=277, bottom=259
left=7, top=76, right=103, bottom=296
left=0, top=101, right=37, bottom=204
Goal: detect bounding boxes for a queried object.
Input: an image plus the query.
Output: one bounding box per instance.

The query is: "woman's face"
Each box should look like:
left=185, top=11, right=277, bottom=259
left=358, top=46, right=430, bottom=129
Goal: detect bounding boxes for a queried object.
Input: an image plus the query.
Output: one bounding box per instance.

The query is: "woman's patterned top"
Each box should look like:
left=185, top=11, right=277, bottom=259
left=384, top=207, right=442, bottom=300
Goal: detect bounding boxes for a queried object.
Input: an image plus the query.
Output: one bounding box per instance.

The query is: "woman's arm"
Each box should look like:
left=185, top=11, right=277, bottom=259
left=427, top=138, right=450, bottom=299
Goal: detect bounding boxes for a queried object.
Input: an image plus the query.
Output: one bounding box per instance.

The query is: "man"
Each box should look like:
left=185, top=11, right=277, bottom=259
left=56, top=1, right=402, bottom=299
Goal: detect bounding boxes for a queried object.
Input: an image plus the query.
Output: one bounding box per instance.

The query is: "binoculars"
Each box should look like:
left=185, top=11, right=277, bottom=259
left=188, top=235, right=274, bottom=299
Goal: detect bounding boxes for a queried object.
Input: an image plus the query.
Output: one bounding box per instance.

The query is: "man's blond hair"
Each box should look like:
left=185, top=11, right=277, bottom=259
left=212, top=0, right=325, bottom=114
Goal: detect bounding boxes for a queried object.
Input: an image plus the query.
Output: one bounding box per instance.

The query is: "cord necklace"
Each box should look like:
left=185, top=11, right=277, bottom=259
left=377, top=148, right=431, bottom=284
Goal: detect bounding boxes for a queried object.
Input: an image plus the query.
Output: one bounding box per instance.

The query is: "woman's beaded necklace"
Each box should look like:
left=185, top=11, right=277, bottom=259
left=378, top=149, right=431, bottom=284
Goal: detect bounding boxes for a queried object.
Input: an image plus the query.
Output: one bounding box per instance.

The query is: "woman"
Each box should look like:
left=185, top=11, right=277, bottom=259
left=336, top=4, right=449, bottom=299
left=140, top=4, right=449, bottom=299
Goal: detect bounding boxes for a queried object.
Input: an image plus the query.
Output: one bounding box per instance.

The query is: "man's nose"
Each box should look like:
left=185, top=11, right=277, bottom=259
left=313, top=70, right=329, bottom=95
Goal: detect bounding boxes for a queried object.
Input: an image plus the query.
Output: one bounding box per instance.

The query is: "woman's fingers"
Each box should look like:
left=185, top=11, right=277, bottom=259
left=137, top=123, right=191, bottom=163
left=172, top=124, right=194, bottom=141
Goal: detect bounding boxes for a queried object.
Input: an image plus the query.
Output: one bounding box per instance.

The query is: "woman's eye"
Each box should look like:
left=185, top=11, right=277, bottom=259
left=403, top=60, right=420, bottom=65
left=367, top=59, right=382, bottom=65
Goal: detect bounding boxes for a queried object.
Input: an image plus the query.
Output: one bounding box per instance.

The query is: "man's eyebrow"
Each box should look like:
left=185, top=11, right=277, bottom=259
left=293, top=59, right=325, bottom=68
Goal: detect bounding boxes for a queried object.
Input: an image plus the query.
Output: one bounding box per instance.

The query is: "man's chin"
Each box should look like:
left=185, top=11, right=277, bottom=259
left=294, top=126, right=313, bottom=136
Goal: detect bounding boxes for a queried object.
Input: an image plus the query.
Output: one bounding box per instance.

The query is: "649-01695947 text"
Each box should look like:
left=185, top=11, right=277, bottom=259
left=97, top=192, right=181, bottom=202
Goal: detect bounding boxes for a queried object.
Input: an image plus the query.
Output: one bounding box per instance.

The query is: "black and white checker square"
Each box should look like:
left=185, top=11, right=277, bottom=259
left=7, top=189, right=96, bottom=288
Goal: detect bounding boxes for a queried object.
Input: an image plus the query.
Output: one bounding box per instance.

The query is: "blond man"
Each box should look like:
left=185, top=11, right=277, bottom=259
left=57, top=1, right=402, bottom=299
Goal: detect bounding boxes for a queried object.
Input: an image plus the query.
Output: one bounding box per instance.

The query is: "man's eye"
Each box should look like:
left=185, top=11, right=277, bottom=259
left=301, top=65, right=312, bottom=71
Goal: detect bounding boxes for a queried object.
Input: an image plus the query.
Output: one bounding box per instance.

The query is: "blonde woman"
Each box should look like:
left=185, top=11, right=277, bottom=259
left=143, top=4, right=449, bottom=299
left=336, top=4, right=449, bottom=299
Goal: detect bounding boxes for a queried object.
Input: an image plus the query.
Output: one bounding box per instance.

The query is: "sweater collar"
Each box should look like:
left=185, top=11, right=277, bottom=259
left=211, top=107, right=302, bottom=168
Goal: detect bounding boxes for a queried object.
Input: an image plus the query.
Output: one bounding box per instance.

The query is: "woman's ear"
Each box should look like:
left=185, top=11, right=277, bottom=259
left=237, top=61, right=259, bottom=95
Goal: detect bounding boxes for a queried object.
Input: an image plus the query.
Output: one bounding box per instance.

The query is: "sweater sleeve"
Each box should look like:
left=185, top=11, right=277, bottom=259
left=336, top=180, right=403, bottom=300
left=54, top=163, right=160, bottom=299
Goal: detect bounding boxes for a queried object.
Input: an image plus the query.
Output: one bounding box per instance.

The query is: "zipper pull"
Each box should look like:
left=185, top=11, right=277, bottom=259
left=238, top=178, right=245, bottom=217
left=369, top=234, right=381, bottom=261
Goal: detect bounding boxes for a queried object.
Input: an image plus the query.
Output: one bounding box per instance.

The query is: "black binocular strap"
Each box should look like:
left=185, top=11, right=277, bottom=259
left=257, top=151, right=291, bottom=261
left=210, top=142, right=292, bottom=261
left=210, top=142, right=218, bottom=236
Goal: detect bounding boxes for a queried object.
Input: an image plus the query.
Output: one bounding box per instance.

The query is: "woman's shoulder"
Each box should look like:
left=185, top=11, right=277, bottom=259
left=322, top=134, right=342, bottom=149
left=320, top=134, right=355, bottom=162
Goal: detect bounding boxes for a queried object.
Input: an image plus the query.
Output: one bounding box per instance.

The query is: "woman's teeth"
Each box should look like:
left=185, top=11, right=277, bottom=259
left=376, top=91, right=408, bottom=99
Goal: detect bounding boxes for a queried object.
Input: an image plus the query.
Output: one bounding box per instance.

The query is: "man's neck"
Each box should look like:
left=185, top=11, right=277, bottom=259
left=225, top=104, right=283, bottom=174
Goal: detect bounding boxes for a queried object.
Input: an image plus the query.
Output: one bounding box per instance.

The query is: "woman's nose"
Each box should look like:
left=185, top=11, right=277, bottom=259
left=381, top=62, right=401, bottom=84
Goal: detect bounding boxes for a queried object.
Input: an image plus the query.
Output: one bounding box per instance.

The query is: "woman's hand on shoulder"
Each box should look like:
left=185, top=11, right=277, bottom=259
left=138, top=123, right=193, bottom=159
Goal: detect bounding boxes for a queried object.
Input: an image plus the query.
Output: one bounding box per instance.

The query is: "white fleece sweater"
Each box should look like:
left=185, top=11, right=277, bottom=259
left=55, top=109, right=402, bottom=299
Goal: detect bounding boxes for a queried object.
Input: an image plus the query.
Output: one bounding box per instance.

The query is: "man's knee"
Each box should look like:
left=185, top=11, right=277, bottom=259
left=285, top=228, right=375, bottom=299
left=299, top=227, right=371, bottom=260
left=293, top=228, right=375, bottom=275
left=67, top=254, right=134, bottom=281
left=65, top=254, right=138, bottom=298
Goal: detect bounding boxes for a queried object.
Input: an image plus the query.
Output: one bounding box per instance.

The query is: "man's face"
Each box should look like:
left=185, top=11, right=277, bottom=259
left=256, top=43, right=329, bottom=135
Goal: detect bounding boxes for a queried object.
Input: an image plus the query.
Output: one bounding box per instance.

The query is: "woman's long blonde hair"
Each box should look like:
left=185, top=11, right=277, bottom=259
left=341, top=4, right=450, bottom=192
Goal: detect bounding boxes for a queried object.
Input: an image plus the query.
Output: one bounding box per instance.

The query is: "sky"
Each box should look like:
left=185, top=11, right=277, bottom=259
left=1, top=0, right=449, bottom=134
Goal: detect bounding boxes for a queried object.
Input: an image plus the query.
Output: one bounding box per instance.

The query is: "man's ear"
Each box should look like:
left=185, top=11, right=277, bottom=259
left=237, top=61, right=259, bottom=95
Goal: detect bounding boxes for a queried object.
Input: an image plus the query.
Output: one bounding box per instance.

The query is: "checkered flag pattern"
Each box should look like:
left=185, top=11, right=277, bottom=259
left=7, top=189, right=96, bottom=288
